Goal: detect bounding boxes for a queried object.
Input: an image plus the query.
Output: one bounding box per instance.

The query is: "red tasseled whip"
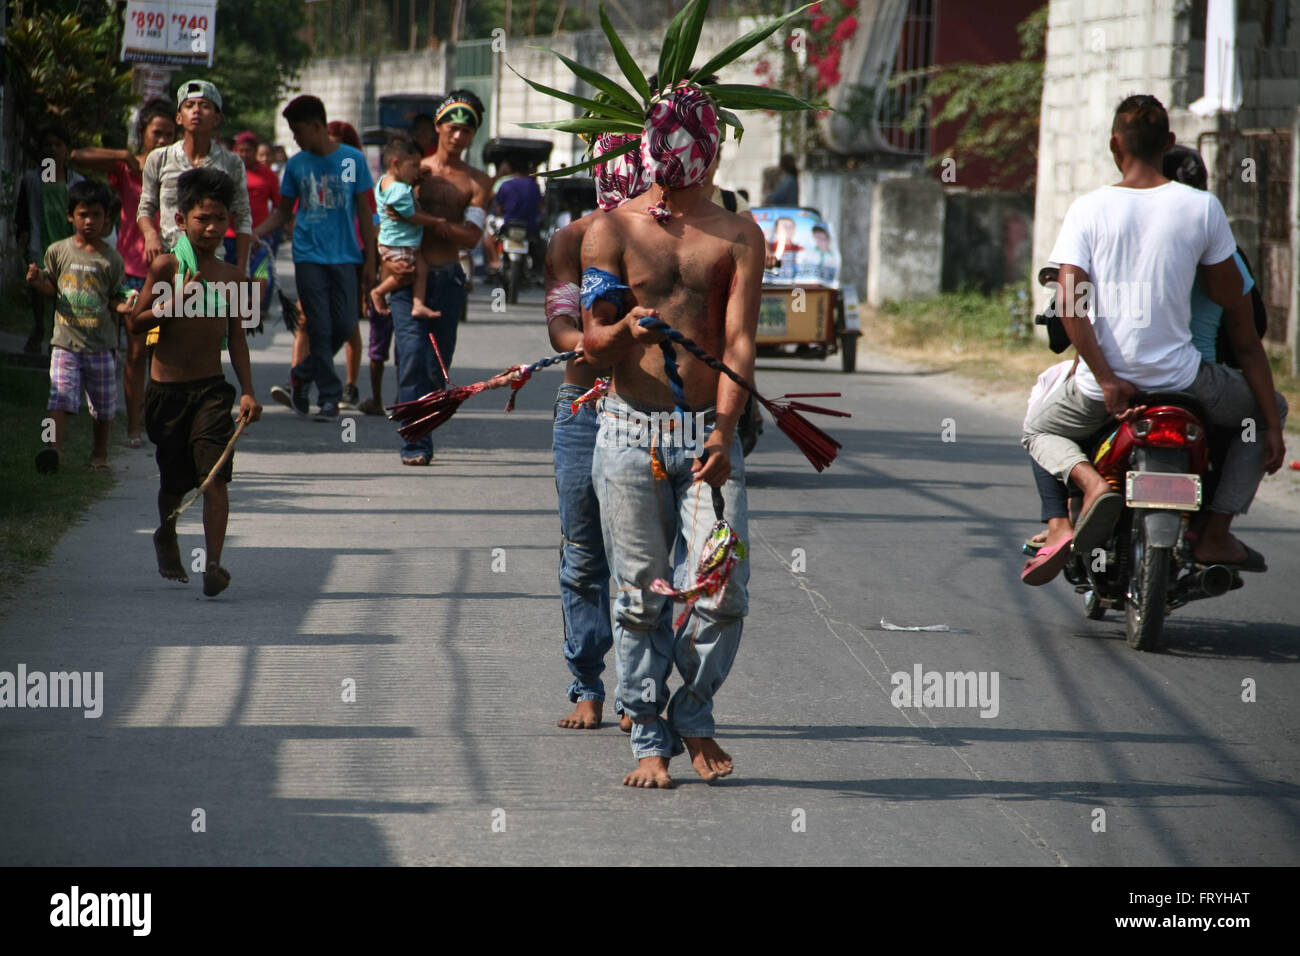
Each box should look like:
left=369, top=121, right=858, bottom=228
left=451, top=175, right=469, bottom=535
left=385, top=334, right=577, bottom=442
left=640, top=316, right=851, bottom=472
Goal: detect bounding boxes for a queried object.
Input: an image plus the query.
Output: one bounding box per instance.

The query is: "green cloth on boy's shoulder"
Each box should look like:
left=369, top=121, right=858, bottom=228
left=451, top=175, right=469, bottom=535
left=39, top=182, right=73, bottom=256
left=44, top=236, right=125, bottom=354
left=172, top=234, right=231, bottom=315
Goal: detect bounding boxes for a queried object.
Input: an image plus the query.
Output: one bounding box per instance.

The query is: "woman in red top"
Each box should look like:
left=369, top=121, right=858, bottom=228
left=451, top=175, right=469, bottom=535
left=70, top=98, right=176, bottom=447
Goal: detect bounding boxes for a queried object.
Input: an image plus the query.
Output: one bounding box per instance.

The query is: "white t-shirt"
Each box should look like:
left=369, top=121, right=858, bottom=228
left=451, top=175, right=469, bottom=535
left=1048, top=181, right=1236, bottom=400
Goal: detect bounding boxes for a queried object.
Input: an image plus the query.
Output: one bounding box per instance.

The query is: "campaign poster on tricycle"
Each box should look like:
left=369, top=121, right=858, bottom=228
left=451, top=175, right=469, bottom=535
left=752, top=206, right=841, bottom=288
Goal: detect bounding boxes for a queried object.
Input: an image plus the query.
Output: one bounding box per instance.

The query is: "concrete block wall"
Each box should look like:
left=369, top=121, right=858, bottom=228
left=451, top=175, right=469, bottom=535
left=866, top=177, right=946, bottom=306
left=1035, top=0, right=1300, bottom=314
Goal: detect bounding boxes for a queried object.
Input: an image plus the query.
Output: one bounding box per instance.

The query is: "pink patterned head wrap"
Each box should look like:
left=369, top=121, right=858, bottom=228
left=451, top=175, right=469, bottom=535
left=641, top=82, right=720, bottom=222
left=594, top=133, right=650, bottom=211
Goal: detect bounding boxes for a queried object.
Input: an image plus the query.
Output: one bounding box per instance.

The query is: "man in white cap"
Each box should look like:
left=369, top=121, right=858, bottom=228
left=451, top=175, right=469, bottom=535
left=138, top=79, right=253, bottom=277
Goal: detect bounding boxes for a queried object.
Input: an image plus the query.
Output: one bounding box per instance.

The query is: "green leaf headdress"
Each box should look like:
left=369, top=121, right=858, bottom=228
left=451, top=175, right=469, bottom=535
left=517, top=0, right=827, bottom=178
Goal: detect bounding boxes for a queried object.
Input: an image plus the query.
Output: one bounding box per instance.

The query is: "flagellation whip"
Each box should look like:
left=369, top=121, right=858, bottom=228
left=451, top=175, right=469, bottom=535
left=385, top=332, right=579, bottom=442
left=638, top=315, right=849, bottom=472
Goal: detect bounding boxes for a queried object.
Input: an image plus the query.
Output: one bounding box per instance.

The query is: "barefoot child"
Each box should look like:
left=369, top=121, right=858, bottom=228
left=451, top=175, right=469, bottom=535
left=26, top=179, right=128, bottom=474
left=369, top=137, right=435, bottom=319
left=128, top=167, right=263, bottom=597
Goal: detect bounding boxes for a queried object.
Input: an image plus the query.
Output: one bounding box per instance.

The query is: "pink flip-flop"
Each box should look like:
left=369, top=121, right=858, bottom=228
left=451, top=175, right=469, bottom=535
left=1021, top=534, right=1075, bottom=586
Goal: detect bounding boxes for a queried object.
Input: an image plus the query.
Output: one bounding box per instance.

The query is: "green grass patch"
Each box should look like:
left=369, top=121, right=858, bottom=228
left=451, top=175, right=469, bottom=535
left=878, top=285, right=1037, bottom=350
left=0, top=355, right=118, bottom=603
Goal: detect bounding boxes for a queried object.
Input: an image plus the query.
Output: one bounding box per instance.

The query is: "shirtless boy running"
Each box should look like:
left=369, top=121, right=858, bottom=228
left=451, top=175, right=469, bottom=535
left=582, top=85, right=766, bottom=788
left=128, top=167, right=262, bottom=596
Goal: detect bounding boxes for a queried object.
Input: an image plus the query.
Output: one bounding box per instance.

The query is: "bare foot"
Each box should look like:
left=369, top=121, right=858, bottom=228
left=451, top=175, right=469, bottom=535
left=203, top=562, right=231, bottom=597
left=683, top=737, right=733, bottom=782
left=619, top=714, right=632, bottom=734
left=623, top=756, right=674, bottom=789
left=557, top=699, right=602, bottom=729
left=411, top=302, right=442, bottom=320
left=88, top=458, right=110, bottom=473
left=153, top=527, right=189, bottom=583
left=369, top=288, right=391, bottom=316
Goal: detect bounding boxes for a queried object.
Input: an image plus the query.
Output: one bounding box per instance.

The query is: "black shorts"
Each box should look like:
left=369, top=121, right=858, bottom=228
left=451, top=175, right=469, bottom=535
left=145, top=376, right=237, bottom=495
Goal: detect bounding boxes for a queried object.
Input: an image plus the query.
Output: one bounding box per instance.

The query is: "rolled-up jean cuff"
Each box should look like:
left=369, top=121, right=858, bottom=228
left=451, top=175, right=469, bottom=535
left=632, top=748, right=673, bottom=759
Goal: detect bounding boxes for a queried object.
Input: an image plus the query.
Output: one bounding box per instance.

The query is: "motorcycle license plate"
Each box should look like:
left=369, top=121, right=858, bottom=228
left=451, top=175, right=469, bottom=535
left=1125, top=472, right=1201, bottom=510
left=503, top=239, right=528, bottom=254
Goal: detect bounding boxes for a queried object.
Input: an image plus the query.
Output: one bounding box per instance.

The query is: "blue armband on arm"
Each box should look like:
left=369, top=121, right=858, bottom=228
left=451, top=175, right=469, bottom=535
left=580, top=267, right=631, bottom=314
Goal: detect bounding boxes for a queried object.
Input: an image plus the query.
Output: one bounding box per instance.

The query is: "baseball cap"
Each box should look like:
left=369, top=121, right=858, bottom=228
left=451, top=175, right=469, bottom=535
left=233, top=131, right=258, bottom=146
left=177, top=79, right=222, bottom=111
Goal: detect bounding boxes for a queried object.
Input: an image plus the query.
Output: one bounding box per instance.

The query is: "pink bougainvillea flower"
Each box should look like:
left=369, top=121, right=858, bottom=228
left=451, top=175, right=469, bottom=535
left=810, top=14, right=832, bottom=31
left=833, top=16, right=858, bottom=41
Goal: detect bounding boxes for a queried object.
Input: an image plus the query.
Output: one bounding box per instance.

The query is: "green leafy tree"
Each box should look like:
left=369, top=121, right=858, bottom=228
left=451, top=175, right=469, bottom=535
left=5, top=10, right=134, bottom=153
left=5, top=0, right=310, bottom=148
left=466, top=0, right=592, bottom=37
left=894, top=5, right=1046, bottom=190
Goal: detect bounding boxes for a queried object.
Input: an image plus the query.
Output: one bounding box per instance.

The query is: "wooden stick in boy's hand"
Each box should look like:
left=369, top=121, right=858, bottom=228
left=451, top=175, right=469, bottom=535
left=163, top=415, right=249, bottom=526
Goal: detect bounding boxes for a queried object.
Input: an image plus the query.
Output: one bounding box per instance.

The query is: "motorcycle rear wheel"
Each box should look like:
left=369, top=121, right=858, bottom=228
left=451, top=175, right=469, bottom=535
left=506, top=257, right=523, bottom=304
left=1126, top=521, right=1170, bottom=651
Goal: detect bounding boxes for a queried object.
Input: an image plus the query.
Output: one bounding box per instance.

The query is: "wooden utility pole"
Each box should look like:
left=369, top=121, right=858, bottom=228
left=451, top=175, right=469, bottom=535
left=409, top=0, right=417, bottom=51
left=428, top=0, right=437, bottom=49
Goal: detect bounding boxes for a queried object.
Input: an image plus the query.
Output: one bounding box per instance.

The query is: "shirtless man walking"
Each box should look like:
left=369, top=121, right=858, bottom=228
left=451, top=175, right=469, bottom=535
left=388, top=90, right=493, bottom=466
left=582, top=85, right=765, bottom=788
left=546, top=133, right=652, bottom=734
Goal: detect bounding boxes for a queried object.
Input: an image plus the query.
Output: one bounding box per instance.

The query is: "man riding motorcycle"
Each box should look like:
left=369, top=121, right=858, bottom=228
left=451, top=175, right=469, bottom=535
left=1021, top=94, right=1286, bottom=579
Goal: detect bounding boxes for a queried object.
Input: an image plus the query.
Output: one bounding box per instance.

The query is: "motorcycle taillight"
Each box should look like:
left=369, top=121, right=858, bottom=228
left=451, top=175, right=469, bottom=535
left=1144, top=419, right=1190, bottom=447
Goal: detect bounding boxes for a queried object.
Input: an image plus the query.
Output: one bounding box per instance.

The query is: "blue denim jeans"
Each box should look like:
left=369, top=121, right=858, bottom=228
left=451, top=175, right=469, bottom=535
left=553, top=384, right=617, bottom=707
left=391, top=262, right=465, bottom=459
left=293, top=261, right=358, bottom=406
left=592, top=392, right=749, bottom=759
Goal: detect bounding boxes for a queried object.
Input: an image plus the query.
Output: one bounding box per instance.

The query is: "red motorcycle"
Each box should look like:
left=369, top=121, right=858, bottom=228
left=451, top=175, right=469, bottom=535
left=1047, top=392, right=1247, bottom=651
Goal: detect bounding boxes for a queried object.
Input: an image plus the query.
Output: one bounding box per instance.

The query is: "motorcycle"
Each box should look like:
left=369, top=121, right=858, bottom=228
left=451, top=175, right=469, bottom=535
left=496, top=219, right=532, bottom=305
left=1029, top=392, right=1249, bottom=651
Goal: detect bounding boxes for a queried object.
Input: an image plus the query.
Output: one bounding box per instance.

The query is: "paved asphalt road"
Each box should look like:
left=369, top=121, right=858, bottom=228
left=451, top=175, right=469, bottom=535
left=1, top=277, right=1297, bottom=866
